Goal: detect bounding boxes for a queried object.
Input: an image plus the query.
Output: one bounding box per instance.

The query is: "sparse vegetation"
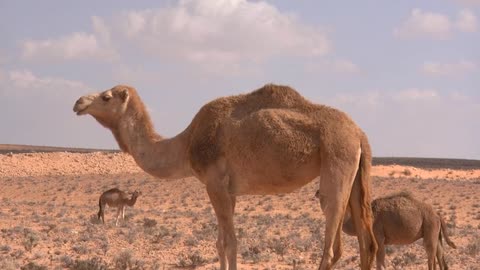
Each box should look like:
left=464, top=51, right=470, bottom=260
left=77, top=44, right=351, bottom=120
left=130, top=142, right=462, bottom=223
left=68, top=257, right=108, bottom=270
left=464, top=238, right=480, bottom=257
left=114, top=249, right=145, bottom=270
left=402, top=169, right=412, bottom=176
left=22, top=229, right=40, bottom=252
left=20, top=262, right=48, bottom=270
left=0, top=151, right=479, bottom=269
left=176, top=251, right=207, bottom=268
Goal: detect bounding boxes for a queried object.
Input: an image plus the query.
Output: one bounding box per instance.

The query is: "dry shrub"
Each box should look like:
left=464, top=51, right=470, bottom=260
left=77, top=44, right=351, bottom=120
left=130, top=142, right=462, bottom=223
left=67, top=257, right=108, bottom=270
left=114, top=249, right=145, bottom=270
left=20, top=262, right=47, bottom=270
left=464, top=237, right=480, bottom=257
left=176, top=251, right=207, bottom=267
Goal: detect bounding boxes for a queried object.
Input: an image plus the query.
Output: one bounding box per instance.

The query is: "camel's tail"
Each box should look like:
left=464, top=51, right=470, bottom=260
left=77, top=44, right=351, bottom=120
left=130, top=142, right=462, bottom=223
left=348, top=133, right=377, bottom=270
left=439, top=214, right=457, bottom=249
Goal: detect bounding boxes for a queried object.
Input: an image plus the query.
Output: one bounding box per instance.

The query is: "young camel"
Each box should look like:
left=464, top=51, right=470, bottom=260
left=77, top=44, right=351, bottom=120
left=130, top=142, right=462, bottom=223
left=98, top=188, right=141, bottom=226
left=73, top=84, right=377, bottom=270
left=315, top=190, right=456, bottom=270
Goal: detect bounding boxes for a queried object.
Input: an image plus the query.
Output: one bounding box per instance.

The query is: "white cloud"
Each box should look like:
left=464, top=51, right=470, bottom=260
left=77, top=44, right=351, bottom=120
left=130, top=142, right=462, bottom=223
left=328, top=89, right=440, bottom=107
left=21, top=17, right=117, bottom=61
left=115, top=0, right=330, bottom=66
left=394, top=8, right=477, bottom=39
left=305, top=59, right=360, bottom=74
left=331, top=59, right=360, bottom=73
left=456, top=9, right=477, bottom=32
left=2, top=70, right=92, bottom=95
left=393, top=88, right=438, bottom=101
left=394, top=9, right=452, bottom=39
left=421, top=60, right=477, bottom=76
left=454, top=0, right=480, bottom=5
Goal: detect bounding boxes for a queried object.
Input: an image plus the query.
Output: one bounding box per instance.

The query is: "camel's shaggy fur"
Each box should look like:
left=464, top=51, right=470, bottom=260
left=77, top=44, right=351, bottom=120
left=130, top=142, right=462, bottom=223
left=316, top=190, right=457, bottom=270
left=98, top=188, right=141, bottom=226
left=74, top=84, right=377, bottom=270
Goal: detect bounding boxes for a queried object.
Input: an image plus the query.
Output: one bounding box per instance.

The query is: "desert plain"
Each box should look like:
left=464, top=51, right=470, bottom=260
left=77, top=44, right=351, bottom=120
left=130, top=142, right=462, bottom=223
left=0, top=145, right=479, bottom=269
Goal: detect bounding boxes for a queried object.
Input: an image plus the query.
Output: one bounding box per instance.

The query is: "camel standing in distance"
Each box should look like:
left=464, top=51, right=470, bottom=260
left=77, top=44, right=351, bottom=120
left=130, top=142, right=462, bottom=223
left=98, top=188, right=141, bottom=226
left=73, top=84, right=377, bottom=270
left=315, top=190, right=456, bottom=270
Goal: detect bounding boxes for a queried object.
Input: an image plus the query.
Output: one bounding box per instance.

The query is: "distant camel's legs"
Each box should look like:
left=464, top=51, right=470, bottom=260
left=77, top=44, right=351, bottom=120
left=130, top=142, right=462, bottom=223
left=98, top=202, right=105, bottom=224
left=115, top=207, right=122, bottom=226
left=206, top=172, right=237, bottom=270
left=318, top=166, right=356, bottom=270
left=374, top=227, right=386, bottom=270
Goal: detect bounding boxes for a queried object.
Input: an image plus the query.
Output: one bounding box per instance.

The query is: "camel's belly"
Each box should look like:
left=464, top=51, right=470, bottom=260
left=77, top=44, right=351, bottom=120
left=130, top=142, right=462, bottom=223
left=227, top=157, right=320, bottom=195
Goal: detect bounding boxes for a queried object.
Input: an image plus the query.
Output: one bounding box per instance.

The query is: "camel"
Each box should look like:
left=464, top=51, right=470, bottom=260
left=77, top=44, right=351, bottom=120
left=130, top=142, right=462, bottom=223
left=98, top=188, right=141, bottom=226
left=315, top=190, right=457, bottom=270
left=73, top=84, right=377, bottom=270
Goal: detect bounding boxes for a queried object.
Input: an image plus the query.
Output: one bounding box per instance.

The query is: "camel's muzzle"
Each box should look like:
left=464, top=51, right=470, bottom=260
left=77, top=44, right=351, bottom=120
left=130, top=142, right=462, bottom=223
left=73, top=94, right=97, bottom=115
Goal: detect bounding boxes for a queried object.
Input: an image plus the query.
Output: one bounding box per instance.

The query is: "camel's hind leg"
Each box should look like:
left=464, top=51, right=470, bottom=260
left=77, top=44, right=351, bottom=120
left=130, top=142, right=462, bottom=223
left=330, top=220, right=344, bottom=266
left=348, top=156, right=377, bottom=269
left=318, top=159, right=360, bottom=270
left=424, top=218, right=441, bottom=270
left=98, top=202, right=105, bottom=224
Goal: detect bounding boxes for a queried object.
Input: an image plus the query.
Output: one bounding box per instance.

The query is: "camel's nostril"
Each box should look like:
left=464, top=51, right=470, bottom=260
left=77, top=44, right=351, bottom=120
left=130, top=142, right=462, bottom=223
left=75, top=99, right=84, bottom=106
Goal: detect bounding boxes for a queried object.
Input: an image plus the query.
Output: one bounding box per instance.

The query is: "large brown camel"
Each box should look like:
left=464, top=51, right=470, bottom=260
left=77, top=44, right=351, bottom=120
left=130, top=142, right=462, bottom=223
left=316, top=190, right=456, bottom=270
left=73, top=84, right=377, bottom=270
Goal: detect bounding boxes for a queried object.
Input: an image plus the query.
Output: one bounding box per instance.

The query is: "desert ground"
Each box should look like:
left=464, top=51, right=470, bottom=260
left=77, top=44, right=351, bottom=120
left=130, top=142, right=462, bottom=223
left=0, top=145, right=479, bottom=269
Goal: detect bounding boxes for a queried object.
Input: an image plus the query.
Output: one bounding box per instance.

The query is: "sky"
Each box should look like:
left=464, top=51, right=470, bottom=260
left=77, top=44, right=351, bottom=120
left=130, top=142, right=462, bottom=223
left=0, top=0, right=479, bottom=159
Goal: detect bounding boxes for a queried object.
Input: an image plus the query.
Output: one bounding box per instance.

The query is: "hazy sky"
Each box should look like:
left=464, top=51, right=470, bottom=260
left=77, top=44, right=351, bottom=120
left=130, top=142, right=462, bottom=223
left=0, top=0, right=479, bottom=159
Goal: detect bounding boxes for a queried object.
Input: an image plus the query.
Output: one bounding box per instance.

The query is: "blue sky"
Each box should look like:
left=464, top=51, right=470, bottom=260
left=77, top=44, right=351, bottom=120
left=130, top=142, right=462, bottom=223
left=0, top=0, right=479, bottom=159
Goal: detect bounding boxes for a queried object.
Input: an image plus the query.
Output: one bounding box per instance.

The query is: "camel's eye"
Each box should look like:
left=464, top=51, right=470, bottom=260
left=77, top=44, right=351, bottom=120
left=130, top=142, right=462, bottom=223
left=102, top=95, right=112, bottom=102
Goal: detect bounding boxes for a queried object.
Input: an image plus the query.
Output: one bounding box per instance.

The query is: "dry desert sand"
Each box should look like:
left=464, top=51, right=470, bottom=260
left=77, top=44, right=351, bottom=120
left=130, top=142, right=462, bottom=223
left=1, top=149, right=480, bottom=269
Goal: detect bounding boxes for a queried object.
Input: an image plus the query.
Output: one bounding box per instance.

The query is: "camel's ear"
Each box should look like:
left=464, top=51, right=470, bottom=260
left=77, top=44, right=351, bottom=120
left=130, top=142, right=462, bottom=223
left=119, top=88, right=129, bottom=102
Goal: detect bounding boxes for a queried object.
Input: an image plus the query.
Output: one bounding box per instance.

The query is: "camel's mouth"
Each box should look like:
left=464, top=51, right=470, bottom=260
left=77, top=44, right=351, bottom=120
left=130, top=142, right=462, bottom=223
left=75, top=108, right=88, bottom=116
left=73, top=95, right=95, bottom=116
left=73, top=102, right=90, bottom=115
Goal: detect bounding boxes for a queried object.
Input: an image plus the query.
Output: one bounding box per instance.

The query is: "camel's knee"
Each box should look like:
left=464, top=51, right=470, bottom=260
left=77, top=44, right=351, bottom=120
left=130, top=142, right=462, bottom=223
left=224, top=231, right=237, bottom=253
left=216, top=237, right=225, bottom=253
left=331, top=248, right=343, bottom=265
left=318, top=248, right=335, bottom=270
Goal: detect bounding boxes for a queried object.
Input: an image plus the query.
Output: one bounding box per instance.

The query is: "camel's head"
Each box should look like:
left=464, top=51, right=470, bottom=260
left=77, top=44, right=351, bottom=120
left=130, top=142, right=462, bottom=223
left=132, top=190, right=142, bottom=199
left=73, top=85, right=133, bottom=128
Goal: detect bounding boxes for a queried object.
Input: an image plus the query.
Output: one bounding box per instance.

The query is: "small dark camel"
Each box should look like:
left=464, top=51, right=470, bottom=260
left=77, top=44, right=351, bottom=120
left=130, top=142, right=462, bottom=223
left=98, top=188, right=141, bottom=226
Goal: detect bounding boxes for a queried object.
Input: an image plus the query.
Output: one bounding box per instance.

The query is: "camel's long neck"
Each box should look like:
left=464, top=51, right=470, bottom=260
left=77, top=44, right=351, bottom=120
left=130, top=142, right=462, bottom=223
left=115, top=98, right=193, bottom=179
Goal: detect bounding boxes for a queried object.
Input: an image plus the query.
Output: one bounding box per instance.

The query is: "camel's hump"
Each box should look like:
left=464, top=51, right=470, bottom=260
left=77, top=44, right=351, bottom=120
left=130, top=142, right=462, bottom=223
left=187, top=84, right=313, bottom=173
left=247, top=84, right=309, bottom=107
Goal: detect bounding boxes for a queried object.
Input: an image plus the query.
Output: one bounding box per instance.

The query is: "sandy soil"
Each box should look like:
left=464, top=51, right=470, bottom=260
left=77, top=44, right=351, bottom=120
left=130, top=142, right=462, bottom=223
left=1, top=152, right=479, bottom=269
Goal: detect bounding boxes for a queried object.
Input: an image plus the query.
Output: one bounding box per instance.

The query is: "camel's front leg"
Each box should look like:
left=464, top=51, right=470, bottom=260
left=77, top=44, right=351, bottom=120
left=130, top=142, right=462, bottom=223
left=206, top=175, right=237, bottom=270
left=115, top=207, right=121, bottom=226
left=330, top=221, right=344, bottom=266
